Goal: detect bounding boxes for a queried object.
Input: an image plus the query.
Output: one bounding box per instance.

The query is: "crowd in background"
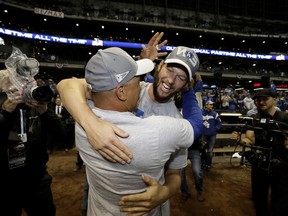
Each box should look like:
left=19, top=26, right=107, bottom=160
left=32, top=75, right=288, bottom=169
left=200, top=83, right=288, bottom=113
left=37, top=77, right=288, bottom=117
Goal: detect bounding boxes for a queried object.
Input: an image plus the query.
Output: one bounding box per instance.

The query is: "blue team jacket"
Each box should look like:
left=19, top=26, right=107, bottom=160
left=202, top=109, right=222, bottom=136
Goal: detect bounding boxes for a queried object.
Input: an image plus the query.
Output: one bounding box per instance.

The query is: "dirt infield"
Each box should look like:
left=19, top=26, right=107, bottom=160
left=40, top=148, right=255, bottom=216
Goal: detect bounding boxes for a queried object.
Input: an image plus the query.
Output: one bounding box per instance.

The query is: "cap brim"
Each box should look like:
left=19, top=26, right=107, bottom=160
left=164, top=58, right=192, bottom=81
left=252, top=94, right=270, bottom=99
left=135, top=59, right=154, bottom=76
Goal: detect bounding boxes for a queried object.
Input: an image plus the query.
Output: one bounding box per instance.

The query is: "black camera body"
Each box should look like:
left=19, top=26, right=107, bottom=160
left=254, top=117, right=275, bottom=130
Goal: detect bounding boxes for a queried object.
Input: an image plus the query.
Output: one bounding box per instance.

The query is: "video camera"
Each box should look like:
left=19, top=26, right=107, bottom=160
left=239, top=116, right=275, bottom=130
left=236, top=116, right=288, bottom=173
left=0, top=47, right=53, bottom=102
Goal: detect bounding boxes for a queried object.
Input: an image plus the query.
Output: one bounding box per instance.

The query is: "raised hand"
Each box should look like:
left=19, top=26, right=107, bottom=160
left=140, top=32, right=168, bottom=61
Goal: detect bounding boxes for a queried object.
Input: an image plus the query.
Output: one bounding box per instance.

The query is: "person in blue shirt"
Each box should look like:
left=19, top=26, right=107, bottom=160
left=201, top=100, right=222, bottom=169
left=228, top=93, right=238, bottom=111
left=269, top=80, right=277, bottom=93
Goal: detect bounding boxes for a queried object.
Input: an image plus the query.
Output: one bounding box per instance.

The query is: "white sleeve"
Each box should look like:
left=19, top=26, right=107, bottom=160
left=155, top=116, right=194, bottom=169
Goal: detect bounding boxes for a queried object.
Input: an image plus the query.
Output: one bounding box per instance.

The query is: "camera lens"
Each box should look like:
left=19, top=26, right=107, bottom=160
left=31, top=86, right=53, bottom=102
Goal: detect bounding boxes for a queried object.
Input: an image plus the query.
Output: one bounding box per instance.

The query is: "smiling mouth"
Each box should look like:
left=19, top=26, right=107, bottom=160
left=161, top=80, right=176, bottom=93
left=162, top=82, right=171, bottom=91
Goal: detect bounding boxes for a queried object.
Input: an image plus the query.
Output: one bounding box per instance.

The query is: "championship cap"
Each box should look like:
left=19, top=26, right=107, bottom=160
left=85, top=47, right=154, bottom=92
left=164, top=46, right=200, bottom=81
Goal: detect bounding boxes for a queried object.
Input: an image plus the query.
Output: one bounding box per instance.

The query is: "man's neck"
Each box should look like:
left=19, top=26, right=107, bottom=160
left=259, top=107, right=277, bottom=117
left=267, top=107, right=277, bottom=116
left=92, top=95, right=128, bottom=112
left=148, top=84, right=157, bottom=103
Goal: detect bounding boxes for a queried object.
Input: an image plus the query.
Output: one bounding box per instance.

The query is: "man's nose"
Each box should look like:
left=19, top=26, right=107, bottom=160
left=167, top=73, right=177, bottom=84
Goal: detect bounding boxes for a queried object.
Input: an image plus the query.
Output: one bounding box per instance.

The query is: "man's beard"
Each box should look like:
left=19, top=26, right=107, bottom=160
left=152, top=80, right=181, bottom=103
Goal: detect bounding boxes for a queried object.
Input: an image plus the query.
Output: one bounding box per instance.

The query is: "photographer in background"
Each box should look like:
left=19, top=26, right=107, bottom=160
left=231, top=89, right=288, bottom=216
left=0, top=47, right=65, bottom=216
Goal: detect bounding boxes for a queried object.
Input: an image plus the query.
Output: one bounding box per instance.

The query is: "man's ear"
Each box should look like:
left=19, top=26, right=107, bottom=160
left=115, top=85, right=127, bottom=101
left=182, top=79, right=195, bottom=92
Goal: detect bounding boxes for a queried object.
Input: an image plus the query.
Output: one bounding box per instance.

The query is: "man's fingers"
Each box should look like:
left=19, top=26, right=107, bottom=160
left=141, top=174, right=157, bottom=186
left=86, top=122, right=132, bottom=164
left=157, top=52, right=168, bottom=58
left=156, top=40, right=168, bottom=54
left=110, top=141, right=133, bottom=162
left=108, top=124, right=132, bottom=163
left=110, top=125, right=132, bottom=158
left=98, top=150, right=117, bottom=163
left=158, top=39, right=168, bottom=48
left=120, top=206, right=148, bottom=215
left=147, top=32, right=160, bottom=46
left=153, top=32, right=164, bottom=46
left=99, top=143, right=132, bottom=164
left=112, top=124, right=129, bottom=138
left=120, top=192, right=146, bottom=203
left=119, top=200, right=147, bottom=207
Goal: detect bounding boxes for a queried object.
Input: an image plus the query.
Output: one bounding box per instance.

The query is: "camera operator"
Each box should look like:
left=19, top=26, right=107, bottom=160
left=231, top=89, right=288, bottom=216
left=0, top=47, right=65, bottom=216
left=0, top=90, right=66, bottom=216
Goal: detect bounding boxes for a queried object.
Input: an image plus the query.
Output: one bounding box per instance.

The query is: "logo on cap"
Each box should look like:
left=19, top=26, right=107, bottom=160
left=175, top=47, right=198, bottom=67
left=115, top=71, right=130, bottom=83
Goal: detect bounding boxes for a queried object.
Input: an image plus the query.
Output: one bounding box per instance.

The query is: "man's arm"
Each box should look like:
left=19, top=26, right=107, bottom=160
left=118, top=169, right=181, bottom=215
left=56, top=78, right=132, bottom=164
left=231, top=130, right=255, bottom=145
left=182, top=88, right=203, bottom=140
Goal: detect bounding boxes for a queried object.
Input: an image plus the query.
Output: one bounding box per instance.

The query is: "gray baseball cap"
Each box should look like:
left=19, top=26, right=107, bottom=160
left=85, top=47, right=154, bottom=92
left=164, top=46, right=200, bottom=81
